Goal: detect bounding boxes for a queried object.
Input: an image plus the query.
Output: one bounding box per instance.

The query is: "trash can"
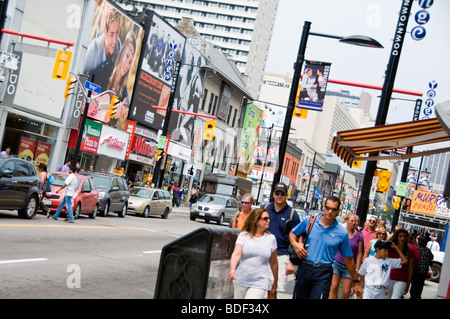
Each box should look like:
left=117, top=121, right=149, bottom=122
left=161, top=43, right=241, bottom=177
left=154, top=227, right=239, bottom=299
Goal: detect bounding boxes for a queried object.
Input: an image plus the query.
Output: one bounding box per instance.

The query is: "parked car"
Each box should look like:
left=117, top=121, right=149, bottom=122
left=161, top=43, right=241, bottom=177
left=430, top=251, right=445, bottom=283
left=190, top=194, right=239, bottom=225
left=80, top=172, right=129, bottom=217
left=43, top=172, right=99, bottom=219
left=0, top=156, right=41, bottom=219
left=127, top=187, right=172, bottom=219
left=294, top=209, right=307, bottom=221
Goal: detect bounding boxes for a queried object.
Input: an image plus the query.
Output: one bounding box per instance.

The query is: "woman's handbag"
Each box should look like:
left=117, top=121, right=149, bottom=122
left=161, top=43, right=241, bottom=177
left=288, top=214, right=317, bottom=265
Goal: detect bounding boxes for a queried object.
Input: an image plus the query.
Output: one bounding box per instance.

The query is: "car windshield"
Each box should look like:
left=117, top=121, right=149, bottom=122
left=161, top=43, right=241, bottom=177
left=130, top=188, right=152, bottom=198
left=51, top=173, right=81, bottom=188
left=90, top=176, right=111, bottom=190
left=198, top=195, right=226, bottom=205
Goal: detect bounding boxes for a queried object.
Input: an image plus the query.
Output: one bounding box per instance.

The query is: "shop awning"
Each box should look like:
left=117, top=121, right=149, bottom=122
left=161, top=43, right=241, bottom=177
left=331, top=118, right=450, bottom=166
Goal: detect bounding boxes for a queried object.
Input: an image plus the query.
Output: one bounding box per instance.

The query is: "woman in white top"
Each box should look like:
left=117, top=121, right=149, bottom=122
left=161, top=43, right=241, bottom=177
left=229, top=208, right=278, bottom=299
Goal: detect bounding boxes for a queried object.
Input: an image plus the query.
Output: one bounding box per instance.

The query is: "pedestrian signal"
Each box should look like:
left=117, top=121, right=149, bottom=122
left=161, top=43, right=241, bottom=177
left=109, top=95, right=120, bottom=119
left=377, top=170, right=391, bottom=193
left=203, top=121, right=216, bottom=141
left=64, top=74, right=77, bottom=99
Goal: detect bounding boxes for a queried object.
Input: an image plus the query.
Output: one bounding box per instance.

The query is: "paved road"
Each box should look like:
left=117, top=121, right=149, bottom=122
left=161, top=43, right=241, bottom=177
left=0, top=205, right=440, bottom=299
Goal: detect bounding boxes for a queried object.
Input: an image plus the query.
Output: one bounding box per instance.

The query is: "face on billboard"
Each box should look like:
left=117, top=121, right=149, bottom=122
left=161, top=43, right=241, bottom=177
left=128, top=13, right=186, bottom=130
left=82, top=0, right=144, bottom=130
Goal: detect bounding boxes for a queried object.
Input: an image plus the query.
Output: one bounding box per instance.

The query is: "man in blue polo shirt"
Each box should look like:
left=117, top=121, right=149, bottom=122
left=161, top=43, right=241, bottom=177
left=289, top=196, right=362, bottom=299
left=265, top=183, right=300, bottom=298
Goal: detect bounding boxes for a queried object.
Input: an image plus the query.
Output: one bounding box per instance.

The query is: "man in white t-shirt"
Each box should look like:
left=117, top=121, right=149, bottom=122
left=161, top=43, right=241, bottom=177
left=53, top=166, right=78, bottom=223
left=358, top=240, right=407, bottom=299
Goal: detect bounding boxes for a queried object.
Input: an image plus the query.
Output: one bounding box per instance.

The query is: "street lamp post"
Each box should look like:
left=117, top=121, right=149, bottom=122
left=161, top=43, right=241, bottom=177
left=271, top=21, right=383, bottom=200
left=356, top=0, right=413, bottom=226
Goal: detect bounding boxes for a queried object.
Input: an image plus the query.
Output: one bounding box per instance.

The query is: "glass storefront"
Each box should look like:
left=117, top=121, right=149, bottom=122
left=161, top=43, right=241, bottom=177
left=1, top=113, right=59, bottom=168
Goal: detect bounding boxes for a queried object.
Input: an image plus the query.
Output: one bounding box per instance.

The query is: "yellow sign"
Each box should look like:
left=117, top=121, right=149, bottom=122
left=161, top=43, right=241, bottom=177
left=52, top=50, right=72, bottom=80
left=410, top=190, right=440, bottom=217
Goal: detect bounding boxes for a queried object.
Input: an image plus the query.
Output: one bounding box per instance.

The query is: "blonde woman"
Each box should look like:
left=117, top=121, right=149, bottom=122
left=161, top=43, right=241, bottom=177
left=362, top=227, right=388, bottom=262
left=229, top=208, right=278, bottom=299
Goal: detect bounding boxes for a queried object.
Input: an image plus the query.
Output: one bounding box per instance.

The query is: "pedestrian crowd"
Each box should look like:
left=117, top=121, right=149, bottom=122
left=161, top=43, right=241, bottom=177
left=228, top=182, right=438, bottom=300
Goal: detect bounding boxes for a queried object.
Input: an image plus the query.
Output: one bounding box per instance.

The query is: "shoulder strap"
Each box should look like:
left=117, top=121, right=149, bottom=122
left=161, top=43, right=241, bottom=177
left=306, top=214, right=317, bottom=235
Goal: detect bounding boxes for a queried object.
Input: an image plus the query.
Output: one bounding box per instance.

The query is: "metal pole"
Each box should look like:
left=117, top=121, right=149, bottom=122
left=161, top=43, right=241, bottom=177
left=271, top=21, right=311, bottom=200
left=257, top=124, right=273, bottom=203
left=153, top=61, right=180, bottom=188
left=356, top=0, right=413, bottom=227
left=305, top=151, right=316, bottom=209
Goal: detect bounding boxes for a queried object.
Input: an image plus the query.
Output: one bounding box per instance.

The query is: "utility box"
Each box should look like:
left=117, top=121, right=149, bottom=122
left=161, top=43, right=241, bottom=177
left=154, top=227, right=239, bottom=299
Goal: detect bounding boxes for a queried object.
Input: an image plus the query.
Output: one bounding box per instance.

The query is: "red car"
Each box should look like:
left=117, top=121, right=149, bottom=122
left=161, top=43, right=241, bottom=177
left=42, top=172, right=99, bottom=219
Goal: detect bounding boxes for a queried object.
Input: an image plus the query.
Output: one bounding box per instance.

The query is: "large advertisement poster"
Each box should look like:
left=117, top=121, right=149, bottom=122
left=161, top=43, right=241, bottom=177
left=297, top=60, right=331, bottom=112
left=128, top=13, right=186, bottom=130
left=168, top=38, right=208, bottom=147
left=238, top=104, right=264, bottom=174
left=82, top=0, right=144, bottom=130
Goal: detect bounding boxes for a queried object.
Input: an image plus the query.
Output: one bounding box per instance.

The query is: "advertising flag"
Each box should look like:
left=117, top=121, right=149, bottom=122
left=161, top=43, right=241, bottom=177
left=297, top=60, right=331, bottom=111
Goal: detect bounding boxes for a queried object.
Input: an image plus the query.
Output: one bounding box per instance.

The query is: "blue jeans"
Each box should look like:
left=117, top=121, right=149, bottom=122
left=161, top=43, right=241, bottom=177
left=54, top=195, right=74, bottom=222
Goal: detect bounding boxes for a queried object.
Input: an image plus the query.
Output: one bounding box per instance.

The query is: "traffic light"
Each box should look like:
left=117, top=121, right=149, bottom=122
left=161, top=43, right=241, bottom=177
left=352, top=155, right=363, bottom=168
left=64, top=73, right=77, bottom=99
left=377, top=169, right=392, bottom=193
left=203, top=121, right=216, bottom=141
left=52, top=50, right=72, bottom=79
left=109, top=95, right=120, bottom=119
left=155, top=149, right=164, bottom=162
left=392, top=196, right=401, bottom=210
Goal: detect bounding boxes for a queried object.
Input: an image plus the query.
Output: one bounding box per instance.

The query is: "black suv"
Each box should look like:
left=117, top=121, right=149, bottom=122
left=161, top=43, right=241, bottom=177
left=0, top=156, right=41, bottom=219
left=80, top=172, right=129, bottom=217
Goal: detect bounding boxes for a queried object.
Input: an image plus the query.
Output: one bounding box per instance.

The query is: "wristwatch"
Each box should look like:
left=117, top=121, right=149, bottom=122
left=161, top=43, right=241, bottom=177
left=353, top=279, right=360, bottom=283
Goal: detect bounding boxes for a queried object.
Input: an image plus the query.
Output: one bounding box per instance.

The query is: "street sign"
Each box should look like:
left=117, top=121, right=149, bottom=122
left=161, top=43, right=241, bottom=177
left=85, top=81, right=101, bottom=94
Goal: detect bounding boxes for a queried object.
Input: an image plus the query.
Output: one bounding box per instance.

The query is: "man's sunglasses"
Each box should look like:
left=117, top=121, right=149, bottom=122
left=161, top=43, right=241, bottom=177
left=324, top=206, right=339, bottom=213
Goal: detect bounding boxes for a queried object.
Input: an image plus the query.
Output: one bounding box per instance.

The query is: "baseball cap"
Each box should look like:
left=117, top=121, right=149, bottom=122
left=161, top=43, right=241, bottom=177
left=274, top=183, right=288, bottom=195
left=374, top=240, right=392, bottom=250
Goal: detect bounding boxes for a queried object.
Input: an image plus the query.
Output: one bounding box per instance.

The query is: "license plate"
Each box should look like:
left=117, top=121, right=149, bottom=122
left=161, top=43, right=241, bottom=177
left=43, top=199, right=52, bottom=206
left=199, top=212, right=205, bottom=216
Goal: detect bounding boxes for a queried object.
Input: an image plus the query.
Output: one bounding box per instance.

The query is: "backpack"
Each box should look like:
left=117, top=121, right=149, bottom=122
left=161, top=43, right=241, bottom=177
left=228, top=210, right=242, bottom=228
left=48, top=174, right=54, bottom=185
left=42, top=174, right=51, bottom=193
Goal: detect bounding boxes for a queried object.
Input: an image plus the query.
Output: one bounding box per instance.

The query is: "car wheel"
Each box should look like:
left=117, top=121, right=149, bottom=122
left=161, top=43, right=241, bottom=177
left=18, top=195, right=38, bottom=219
left=217, top=214, right=224, bottom=225
left=430, top=263, right=441, bottom=283
left=143, top=206, right=150, bottom=218
left=161, top=207, right=169, bottom=219
left=118, top=203, right=127, bottom=218
left=190, top=215, right=196, bottom=221
left=102, top=201, right=110, bottom=217
left=73, top=203, right=81, bottom=219
left=89, top=204, right=98, bottom=219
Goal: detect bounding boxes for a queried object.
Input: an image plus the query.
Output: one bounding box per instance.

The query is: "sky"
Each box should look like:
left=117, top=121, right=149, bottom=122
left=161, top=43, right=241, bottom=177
left=265, top=0, right=450, bottom=125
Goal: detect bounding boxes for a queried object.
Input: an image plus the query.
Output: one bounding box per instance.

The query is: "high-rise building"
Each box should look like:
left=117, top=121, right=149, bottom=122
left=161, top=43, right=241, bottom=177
left=118, top=0, right=279, bottom=98
left=422, top=150, right=450, bottom=194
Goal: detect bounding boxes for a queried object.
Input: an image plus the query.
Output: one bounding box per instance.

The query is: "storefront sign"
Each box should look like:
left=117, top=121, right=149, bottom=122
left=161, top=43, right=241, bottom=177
left=97, top=125, right=129, bottom=160
left=80, top=120, right=102, bottom=154
left=410, top=190, right=446, bottom=217
left=125, top=120, right=137, bottom=160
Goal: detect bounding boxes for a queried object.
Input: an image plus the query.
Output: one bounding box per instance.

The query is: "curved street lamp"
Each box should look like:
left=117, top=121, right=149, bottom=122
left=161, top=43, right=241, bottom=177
left=271, top=20, right=383, bottom=201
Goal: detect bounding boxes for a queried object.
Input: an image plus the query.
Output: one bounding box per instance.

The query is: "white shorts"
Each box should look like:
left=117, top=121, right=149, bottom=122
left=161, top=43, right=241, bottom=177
left=233, top=283, right=267, bottom=299
left=268, top=254, right=292, bottom=293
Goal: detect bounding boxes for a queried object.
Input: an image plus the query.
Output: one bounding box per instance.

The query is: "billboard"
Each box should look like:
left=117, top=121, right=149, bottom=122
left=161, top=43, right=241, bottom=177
left=128, top=12, right=186, bottom=130
left=167, top=38, right=208, bottom=147
left=82, top=0, right=144, bottom=130
left=297, top=60, right=331, bottom=112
